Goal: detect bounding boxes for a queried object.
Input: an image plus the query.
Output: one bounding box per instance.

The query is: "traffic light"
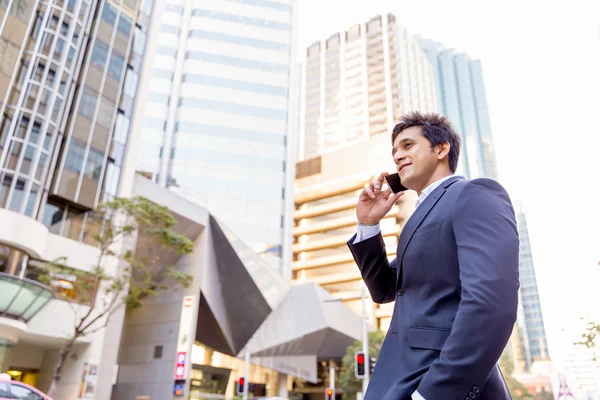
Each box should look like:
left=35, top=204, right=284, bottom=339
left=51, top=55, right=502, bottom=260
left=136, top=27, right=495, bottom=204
left=354, top=351, right=365, bottom=378
left=325, top=387, right=334, bottom=399
left=369, top=357, right=377, bottom=374
left=236, top=377, right=245, bottom=395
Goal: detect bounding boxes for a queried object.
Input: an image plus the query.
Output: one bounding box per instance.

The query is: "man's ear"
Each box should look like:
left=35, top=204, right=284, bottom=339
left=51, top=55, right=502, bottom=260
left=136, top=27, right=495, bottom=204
left=436, top=141, right=450, bottom=160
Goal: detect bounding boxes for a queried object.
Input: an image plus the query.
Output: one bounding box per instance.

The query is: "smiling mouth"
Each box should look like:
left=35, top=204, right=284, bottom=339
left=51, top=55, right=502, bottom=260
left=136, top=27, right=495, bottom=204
left=399, top=164, right=411, bottom=173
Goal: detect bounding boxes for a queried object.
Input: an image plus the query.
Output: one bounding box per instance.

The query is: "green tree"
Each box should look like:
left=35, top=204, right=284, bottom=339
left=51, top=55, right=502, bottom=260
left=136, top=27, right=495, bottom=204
left=499, top=353, right=534, bottom=399
left=339, top=330, right=385, bottom=400
left=43, top=196, right=194, bottom=397
left=575, top=318, right=600, bottom=361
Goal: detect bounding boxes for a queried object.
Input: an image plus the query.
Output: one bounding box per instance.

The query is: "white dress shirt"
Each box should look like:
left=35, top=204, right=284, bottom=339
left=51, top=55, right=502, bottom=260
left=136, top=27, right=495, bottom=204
left=353, top=174, right=461, bottom=400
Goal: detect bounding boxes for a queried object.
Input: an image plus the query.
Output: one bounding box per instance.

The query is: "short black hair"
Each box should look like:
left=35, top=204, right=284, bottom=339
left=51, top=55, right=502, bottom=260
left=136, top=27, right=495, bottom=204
left=391, top=111, right=462, bottom=173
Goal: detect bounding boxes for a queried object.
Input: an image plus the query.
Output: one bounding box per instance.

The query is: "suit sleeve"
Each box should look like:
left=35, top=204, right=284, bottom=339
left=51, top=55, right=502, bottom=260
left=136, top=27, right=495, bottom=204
left=416, top=179, right=520, bottom=400
left=347, top=232, right=397, bottom=304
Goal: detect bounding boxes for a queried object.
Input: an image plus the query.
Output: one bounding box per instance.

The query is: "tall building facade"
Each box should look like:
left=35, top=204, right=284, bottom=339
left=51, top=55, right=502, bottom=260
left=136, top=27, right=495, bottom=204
left=417, top=38, right=551, bottom=373
left=0, top=0, right=150, bottom=396
left=417, top=37, right=498, bottom=181
left=297, top=12, right=437, bottom=161
left=294, top=133, right=417, bottom=329
left=516, top=204, right=550, bottom=366
left=132, top=0, right=298, bottom=275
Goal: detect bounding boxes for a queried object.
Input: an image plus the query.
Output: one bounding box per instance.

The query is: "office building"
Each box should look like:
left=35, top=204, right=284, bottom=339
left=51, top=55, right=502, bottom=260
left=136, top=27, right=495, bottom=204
left=0, top=0, right=150, bottom=396
left=113, top=174, right=364, bottom=399
left=131, top=0, right=298, bottom=275
left=516, top=204, right=550, bottom=366
left=294, top=133, right=417, bottom=329
left=418, top=37, right=551, bottom=373
left=297, top=12, right=437, bottom=161
left=417, top=37, right=498, bottom=181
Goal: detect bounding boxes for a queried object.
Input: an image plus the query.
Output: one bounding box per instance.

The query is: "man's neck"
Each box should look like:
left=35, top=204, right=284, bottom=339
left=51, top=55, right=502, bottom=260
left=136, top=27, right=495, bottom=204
left=416, top=171, right=454, bottom=196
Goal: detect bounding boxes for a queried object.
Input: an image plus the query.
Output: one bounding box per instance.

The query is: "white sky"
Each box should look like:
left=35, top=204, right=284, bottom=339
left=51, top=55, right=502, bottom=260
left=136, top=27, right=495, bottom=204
left=297, top=0, right=600, bottom=367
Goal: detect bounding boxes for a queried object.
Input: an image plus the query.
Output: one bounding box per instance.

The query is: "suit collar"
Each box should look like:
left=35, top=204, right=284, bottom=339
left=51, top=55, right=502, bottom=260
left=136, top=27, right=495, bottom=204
left=395, top=176, right=464, bottom=289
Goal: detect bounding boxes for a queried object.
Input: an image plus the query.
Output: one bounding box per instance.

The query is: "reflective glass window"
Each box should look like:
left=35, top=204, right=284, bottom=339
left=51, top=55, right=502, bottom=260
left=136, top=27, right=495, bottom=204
left=191, top=9, right=290, bottom=31
left=220, top=0, right=291, bottom=12
left=185, top=52, right=288, bottom=74
left=42, top=201, right=64, bottom=234
left=188, top=30, right=289, bottom=52
left=160, top=24, right=179, bottom=35
left=64, top=138, right=86, bottom=174
left=152, top=68, right=174, bottom=80
left=157, top=46, right=177, bottom=57
left=182, top=74, right=287, bottom=96
left=90, top=39, right=110, bottom=69
left=117, top=13, right=133, bottom=37
left=108, top=51, right=125, bottom=80
left=179, top=98, right=286, bottom=120
left=175, top=122, right=284, bottom=145
left=101, top=1, right=117, bottom=24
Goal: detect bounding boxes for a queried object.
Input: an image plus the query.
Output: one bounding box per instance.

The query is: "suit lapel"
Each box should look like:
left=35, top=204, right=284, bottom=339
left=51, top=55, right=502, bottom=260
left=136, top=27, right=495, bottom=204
left=396, top=176, right=464, bottom=288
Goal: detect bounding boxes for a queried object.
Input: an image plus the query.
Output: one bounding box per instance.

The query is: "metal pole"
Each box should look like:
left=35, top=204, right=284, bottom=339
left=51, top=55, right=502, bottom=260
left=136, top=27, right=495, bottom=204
left=329, top=360, right=335, bottom=396
left=361, top=285, right=370, bottom=393
left=243, top=351, right=250, bottom=400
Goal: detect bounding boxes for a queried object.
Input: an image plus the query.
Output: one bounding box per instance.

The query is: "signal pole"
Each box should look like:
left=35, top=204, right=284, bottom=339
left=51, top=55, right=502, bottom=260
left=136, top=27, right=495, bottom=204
left=361, top=285, right=370, bottom=393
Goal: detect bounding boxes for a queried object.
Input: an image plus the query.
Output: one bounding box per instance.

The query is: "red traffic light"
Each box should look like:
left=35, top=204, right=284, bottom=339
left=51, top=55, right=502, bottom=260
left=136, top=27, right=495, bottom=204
left=239, top=377, right=245, bottom=386
left=326, top=389, right=333, bottom=395
left=356, top=353, right=365, bottom=364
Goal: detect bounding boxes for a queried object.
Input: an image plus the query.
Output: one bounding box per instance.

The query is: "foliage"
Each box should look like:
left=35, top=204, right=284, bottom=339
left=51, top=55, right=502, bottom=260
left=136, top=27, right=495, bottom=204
left=339, top=330, right=385, bottom=400
left=575, top=318, right=600, bottom=362
left=43, top=196, right=194, bottom=396
left=499, top=353, right=533, bottom=399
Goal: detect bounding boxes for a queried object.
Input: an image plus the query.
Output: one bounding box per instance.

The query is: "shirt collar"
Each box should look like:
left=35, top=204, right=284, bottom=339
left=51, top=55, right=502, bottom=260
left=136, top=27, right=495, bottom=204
left=415, top=174, right=461, bottom=209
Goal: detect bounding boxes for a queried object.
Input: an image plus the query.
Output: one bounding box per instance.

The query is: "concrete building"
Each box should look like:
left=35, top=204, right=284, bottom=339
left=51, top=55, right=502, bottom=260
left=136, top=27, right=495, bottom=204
left=417, top=37, right=498, bottom=181
left=112, top=174, right=365, bottom=400
left=131, top=0, right=299, bottom=276
left=294, top=133, right=417, bottom=330
left=297, top=12, right=437, bottom=161
left=0, top=0, right=151, bottom=396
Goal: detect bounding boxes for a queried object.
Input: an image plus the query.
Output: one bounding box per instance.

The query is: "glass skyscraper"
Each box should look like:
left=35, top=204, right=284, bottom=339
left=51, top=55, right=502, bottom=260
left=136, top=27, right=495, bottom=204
left=0, top=0, right=147, bottom=238
left=133, top=0, right=298, bottom=274
left=0, top=0, right=150, bottom=396
left=516, top=204, right=550, bottom=366
left=416, top=37, right=550, bottom=370
left=417, top=37, right=498, bottom=181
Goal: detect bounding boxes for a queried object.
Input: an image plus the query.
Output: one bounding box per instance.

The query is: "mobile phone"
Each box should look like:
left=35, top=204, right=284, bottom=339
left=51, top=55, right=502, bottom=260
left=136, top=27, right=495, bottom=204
left=384, top=173, right=408, bottom=194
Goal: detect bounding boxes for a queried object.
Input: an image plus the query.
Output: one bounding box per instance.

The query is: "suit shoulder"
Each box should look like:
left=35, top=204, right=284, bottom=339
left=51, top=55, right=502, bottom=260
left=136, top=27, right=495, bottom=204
left=463, top=178, right=510, bottom=198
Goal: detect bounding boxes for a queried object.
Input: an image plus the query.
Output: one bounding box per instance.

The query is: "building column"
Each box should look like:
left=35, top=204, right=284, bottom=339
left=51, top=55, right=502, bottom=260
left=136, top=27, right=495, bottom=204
left=277, top=373, right=288, bottom=398
left=0, top=338, right=15, bottom=372
left=0, top=318, right=26, bottom=372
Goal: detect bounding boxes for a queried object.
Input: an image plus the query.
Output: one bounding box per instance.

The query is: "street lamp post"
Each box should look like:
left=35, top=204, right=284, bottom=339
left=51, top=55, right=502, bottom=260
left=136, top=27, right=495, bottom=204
left=361, top=285, right=370, bottom=393
left=322, top=286, right=370, bottom=394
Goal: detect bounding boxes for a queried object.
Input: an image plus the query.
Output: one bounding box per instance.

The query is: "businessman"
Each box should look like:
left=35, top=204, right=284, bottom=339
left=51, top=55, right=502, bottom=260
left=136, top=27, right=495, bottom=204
left=348, top=112, right=519, bottom=399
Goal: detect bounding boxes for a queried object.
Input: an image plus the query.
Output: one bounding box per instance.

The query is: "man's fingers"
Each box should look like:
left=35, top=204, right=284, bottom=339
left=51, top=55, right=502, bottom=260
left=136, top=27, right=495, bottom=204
left=385, top=191, right=404, bottom=207
left=376, top=172, right=389, bottom=187
left=363, top=185, right=375, bottom=199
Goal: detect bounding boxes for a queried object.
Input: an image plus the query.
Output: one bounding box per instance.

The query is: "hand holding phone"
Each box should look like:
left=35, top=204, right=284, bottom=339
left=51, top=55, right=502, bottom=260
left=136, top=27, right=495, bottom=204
left=357, top=172, right=405, bottom=225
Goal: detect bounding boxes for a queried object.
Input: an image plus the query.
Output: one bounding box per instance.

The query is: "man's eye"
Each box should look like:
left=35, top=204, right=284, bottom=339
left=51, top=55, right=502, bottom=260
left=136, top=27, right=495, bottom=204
left=405, top=143, right=412, bottom=148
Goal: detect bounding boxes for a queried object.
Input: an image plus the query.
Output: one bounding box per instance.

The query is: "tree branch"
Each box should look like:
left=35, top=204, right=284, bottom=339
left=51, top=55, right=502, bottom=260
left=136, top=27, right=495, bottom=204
left=78, top=287, right=123, bottom=335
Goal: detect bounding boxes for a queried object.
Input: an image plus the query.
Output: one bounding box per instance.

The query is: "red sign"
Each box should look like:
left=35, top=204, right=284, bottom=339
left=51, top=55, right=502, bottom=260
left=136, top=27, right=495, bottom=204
left=174, top=351, right=187, bottom=379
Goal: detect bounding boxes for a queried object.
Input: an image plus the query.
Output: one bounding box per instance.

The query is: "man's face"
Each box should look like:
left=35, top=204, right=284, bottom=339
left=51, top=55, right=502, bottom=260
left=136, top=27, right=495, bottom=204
left=391, top=126, right=439, bottom=192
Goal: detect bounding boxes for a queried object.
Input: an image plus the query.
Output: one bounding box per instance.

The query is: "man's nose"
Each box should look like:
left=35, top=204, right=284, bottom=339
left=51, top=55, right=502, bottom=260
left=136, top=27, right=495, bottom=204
left=393, top=150, right=405, bottom=163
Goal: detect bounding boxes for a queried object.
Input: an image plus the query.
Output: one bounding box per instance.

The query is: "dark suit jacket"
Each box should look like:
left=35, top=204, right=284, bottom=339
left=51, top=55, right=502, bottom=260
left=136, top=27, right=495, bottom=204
left=348, top=177, right=519, bottom=400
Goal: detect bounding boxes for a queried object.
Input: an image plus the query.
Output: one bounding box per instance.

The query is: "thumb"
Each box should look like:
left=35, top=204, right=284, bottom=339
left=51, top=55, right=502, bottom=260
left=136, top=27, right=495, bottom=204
left=385, top=191, right=404, bottom=208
